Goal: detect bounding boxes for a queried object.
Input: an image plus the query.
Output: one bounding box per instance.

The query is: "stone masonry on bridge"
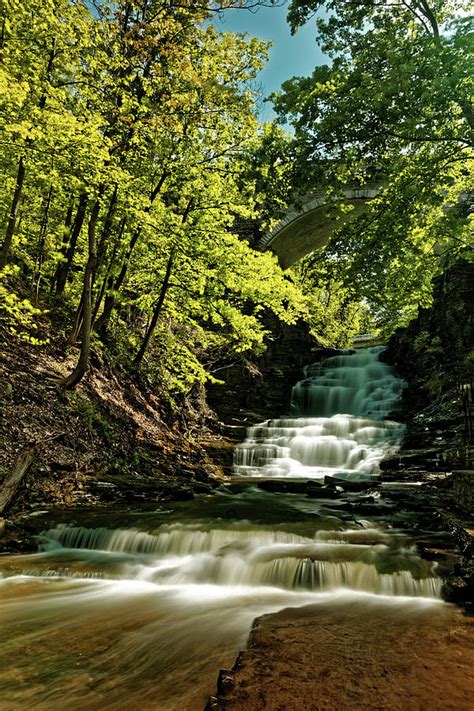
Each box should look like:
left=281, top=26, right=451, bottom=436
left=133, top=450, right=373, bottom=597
left=257, top=186, right=380, bottom=269
left=257, top=185, right=470, bottom=269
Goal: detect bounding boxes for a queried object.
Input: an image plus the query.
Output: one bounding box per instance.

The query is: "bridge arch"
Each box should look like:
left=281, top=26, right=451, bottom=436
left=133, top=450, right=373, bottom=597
left=257, top=186, right=380, bottom=269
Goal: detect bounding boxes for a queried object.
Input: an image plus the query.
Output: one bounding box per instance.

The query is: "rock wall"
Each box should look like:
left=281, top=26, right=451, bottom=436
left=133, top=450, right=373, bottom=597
left=206, top=315, right=326, bottom=429
left=383, top=260, right=473, bottom=607
left=383, top=259, right=474, bottom=463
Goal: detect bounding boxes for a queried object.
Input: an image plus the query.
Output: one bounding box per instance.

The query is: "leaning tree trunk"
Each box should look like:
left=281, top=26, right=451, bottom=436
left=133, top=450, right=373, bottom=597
left=60, top=196, right=101, bottom=390
left=69, top=186, right=119, bottom=344
left=0, top=155, right=25, bottom=269
left=32, top=184, right=53, bottom=304
left=96, top=184, right=118, bottom=269
left=50, top=193, right=74, bottom=293
left=94, top=171, right=169, bottom=337
left=94, top=225, right=141, bottom=337
left=134, top=197, right=193, bottom=366
left=55, top=191, right=88, bottom=296
left=133, top=249, right=174, bottom=366
left=92, top=227, right=123, bottom=326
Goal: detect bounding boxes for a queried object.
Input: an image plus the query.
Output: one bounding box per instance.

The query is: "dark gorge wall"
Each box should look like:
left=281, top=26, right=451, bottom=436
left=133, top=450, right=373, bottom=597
left=383, top=259, right=473, bottom=463
left=206, top=315, right=327, bottom=430
left=383, top=260, right=473, bottom=606
left=382, top=261, right=474, bottom=609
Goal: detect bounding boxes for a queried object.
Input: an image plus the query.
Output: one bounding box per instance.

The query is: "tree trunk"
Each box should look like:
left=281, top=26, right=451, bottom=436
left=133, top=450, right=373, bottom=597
left=0, top=17, right=6, bottom=61
left=133, top=196, right=193, bottom=366
left=60, top=196, right=101, bottom=389
left=68, top=295, right=84, bottom=346
left=33, top=185, right=53, bottom=304
left=92, top=219, right=124, bottom=326
left=0, top=155, right=25, bottom=269
left=0, top=444, right=40, bottom=515
left=55, top=191, right=88, bottom=296
left=94, top=226, right=141, bottom=336
left=134, top=249, right=174, bottom=366
left=51, top=193, right=75, bottom=292
left=94, top=171, right=168, bottom=337
left=96, top=184, right=118, bottom=270
left=68, top=187, right=119, bottom=345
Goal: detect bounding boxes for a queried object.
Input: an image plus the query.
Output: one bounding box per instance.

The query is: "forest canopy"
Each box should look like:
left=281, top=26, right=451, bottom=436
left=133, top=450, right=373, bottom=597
left=0, top=0, right=310, bottom=394
left=0, top=0, right=471, bottom=397
left=276, top=0, right=473, bottom=329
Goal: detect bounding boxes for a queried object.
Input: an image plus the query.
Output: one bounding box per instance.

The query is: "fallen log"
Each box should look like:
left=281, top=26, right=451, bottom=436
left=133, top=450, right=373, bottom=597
left=0, top=443, right=41, bottom=515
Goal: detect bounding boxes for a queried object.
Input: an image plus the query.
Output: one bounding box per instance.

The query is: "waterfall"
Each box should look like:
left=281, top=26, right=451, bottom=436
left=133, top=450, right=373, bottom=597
left=0, top=344, right=447, bottom=711
left=234, top=346, right=405, bottom=479
left=36, top=522, right=441, bottom=598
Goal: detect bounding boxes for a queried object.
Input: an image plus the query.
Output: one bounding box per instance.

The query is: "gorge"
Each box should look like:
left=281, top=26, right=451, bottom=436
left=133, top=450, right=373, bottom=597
left=1, top=344, right=471, bottom=709
left=0, top=1, right=472, bottom=708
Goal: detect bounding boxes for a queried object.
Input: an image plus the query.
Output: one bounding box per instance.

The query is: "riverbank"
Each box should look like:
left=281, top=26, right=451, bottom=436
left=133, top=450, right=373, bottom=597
left=0, top=314, right=319, bottom=549
left=206, top=598, right=474, bottom=711
left=0, top=337, right=222, bottom=551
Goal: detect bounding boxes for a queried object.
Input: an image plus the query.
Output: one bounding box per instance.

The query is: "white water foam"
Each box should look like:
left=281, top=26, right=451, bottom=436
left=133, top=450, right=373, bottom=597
left=234, top=346, right=405, bottom=479
left=36, top=522, right=441, bottom=599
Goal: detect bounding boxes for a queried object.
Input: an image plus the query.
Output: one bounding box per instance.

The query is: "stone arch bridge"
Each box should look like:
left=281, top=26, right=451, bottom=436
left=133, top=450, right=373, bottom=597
left=256, top=185, right=380, bottom=269
left=256, top=185, right=470, bottom=269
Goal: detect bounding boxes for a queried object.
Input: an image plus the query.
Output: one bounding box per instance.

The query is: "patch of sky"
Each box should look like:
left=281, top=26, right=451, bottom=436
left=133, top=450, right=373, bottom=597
left=214, top=3, right=328, bottom=122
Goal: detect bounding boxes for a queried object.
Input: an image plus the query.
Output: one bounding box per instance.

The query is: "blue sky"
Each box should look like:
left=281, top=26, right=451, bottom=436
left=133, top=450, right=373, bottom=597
left=214, top=4, right=327, bottom=120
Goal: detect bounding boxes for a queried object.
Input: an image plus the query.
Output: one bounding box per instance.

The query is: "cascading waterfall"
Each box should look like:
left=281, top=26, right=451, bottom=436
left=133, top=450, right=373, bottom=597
left=34, top=521, right=441, bottom=598
left=0, top=344, right=446, bottom=711
left=234, top=346, right=406, bottom=478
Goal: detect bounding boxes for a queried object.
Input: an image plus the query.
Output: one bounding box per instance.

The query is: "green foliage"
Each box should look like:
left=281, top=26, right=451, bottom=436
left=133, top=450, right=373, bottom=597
left=412, top=330, right=445, bottom=394
left=274, top=0, right=473, bottom=330
left=0, top=266, right=47, bottom=344
left=5, top=0, right=466, bottom=396
left=413, top=331, right=443, bottom=356
left=290, top=254, right=376, bottom=347
left=0, top=0, right=312, bottom=393
left=239, top=123, right=297, bottom=233
left=69, top=392, right=116, bottom=444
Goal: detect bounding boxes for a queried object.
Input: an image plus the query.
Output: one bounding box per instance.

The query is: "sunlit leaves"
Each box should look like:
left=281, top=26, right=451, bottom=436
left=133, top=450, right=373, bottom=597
left=273, top=0, right=473, bottom=332
left=0, top=0, right=311, bottom=393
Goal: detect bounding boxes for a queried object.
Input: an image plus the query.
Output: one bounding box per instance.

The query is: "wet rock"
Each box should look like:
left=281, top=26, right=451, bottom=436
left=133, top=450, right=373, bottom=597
left=305, top=486, right=341, bottom=499
left=256, top=480, right=324, bottom=495
left=443, top=560, right=474, bottom=609
left=209, top=600, right=474, bottom=710
left=352, top=502, right=396, bottom=516
left=327, top=476, right=380, bottom=491
left=217, top=668, right=236, bottom=695
left=0, top=520, right=38, bottom=553
left=86, top=475, right=195, bottom=503
left=449, top=471, right=474, bottom=518
left=380, top=450, right=442, bottom=470
left=192, top=481, right=213, bottom=494
left=204, top=696, right=222, bottom=711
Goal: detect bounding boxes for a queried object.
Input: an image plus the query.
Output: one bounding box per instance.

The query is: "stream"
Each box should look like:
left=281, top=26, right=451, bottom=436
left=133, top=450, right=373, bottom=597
left=0, top=347, right=456, bottom=710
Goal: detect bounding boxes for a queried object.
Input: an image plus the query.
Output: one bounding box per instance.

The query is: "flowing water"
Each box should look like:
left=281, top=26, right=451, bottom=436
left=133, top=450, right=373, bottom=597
left=0, top=347, right=451, bottom=710
left=234, top=346, right=405, bottom=478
